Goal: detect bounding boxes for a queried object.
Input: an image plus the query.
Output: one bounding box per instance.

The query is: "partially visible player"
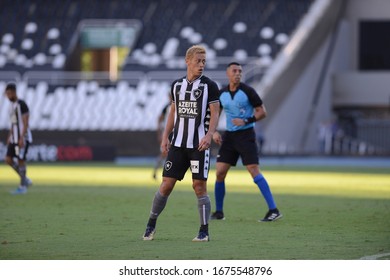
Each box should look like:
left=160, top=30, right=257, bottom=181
left=4, top=83, right=33, bottom=194
left=211, top=62, right=282, bottom=222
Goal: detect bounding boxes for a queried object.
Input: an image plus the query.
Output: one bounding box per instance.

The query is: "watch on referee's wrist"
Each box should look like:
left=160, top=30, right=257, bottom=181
left=244, top=116, right=256, bottom=124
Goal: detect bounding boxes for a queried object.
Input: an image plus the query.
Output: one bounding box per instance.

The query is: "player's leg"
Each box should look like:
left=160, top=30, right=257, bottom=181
left=143, top=177, right=177, bottom=241
left=17, top=159, right=27, bottom=185
left=151, top=177, right=177, bottom=219
left=192, top=179, right=211, bottom=242
left=189, top=148, right=211, bottom=241
left=5, top=144, right=20, bottom=176
left=143, top=146, right=188, bottom=240
left=5, top=155, right=18, bottom=172
left=6, top=144, right=28, bottom=194
left=18, top=141, right=32, bottom=187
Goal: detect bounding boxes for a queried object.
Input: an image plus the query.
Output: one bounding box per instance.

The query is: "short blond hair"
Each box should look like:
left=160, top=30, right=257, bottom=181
left=185, top=45, right=206, bottom=60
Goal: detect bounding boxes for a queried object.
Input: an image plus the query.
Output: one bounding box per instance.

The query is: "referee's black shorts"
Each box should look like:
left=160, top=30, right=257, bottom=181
left=216, top=128, right=259, bottom=166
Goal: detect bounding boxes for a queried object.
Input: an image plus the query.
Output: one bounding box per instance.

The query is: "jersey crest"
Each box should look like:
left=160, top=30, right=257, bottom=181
left=193, top=88, right=202, bottom=99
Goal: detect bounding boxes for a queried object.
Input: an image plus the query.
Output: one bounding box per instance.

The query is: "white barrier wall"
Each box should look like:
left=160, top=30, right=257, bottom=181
left=0, top=80, right=171, bottom=131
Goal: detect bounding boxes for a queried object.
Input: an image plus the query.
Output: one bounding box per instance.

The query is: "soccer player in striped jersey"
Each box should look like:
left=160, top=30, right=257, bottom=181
left=211, top=62, right=282, bottom=222
left=4, top=83, right=33, bottom=194
left=142, top=45, right=220, bottom=242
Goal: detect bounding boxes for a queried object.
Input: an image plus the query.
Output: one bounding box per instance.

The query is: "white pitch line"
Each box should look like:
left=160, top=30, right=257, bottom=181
left=360, top=253, right=390, bottom=260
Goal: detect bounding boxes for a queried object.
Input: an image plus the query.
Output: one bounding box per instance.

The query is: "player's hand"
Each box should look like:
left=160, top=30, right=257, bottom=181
left=160, top=137, right=170, bottom=154
left=18, top=137, right=25, bottom=148
left=212, top=131, right=222, bottom=145
left=161, top=150, right=168, bottom=157
left=198, top=134, right=212, bottom=151
left=232, top=118, right=245, bottom=126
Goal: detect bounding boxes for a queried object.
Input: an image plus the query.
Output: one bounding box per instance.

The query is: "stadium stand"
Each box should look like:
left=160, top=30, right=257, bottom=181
left=0, top=0, right=314, bottom=131
left=2, top=0, right=387, bottom=157
left=0, top=0, right=314, bottom=71
left=0, top=0, right=317, bottom=157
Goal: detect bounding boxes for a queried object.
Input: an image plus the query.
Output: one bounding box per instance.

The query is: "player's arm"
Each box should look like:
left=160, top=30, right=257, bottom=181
left=211, top=87, right=224, bottom=146
left=157, top=112, right=165, bottom=128
left=19, top=112, right=29, bottom=148
left=6, top=130, right=11, bottom=144
left=199, top=101, right=220, bottom=151
left=212, top=102, right=224, bottom=145
left=160, top=102, right=175, bottom=154
left=156, top=111, right=165, bottom=141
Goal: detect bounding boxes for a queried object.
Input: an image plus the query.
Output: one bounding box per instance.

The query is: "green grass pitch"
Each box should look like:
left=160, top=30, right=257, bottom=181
left=0, top=162, right=389, bottom=260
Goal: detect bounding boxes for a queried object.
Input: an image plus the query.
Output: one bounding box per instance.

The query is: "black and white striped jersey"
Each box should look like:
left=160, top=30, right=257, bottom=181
left=9, top=99, right=33, bottom=144
left=170, top=75, right=219, bottom=149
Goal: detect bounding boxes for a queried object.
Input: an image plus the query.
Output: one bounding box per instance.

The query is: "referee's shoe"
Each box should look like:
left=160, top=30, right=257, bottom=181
left=210, top=211, right=225, bottom=220
left=259, top=209, right=283, bottom=222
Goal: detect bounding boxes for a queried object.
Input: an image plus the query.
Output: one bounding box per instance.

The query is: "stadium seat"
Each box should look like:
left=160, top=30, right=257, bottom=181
left=3, top=0, right=314, bottom=71
left=0, top=0, right=315, bottom=131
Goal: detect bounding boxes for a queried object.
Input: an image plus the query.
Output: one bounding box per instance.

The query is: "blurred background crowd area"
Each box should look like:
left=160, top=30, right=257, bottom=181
left=0, top=0, right=389, bottom=161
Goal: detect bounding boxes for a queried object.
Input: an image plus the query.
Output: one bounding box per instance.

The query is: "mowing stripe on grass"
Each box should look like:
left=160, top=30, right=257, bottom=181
left=1, top=164, right=389, bottom=199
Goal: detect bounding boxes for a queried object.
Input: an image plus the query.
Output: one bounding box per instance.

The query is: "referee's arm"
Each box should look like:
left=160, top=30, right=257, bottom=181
left=232, top=104, right=267, bottom=127
left=254, top=104, right=267, bottom=121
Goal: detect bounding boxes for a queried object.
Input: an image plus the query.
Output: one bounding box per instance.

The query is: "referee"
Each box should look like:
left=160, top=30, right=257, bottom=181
left=142, top=45, right=220, bottom=242
left=211, top=62, right=282, bottom=222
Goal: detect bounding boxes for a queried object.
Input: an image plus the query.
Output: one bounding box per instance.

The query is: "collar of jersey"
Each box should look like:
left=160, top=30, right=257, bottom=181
left=186, top=74, right=203, bottom=84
